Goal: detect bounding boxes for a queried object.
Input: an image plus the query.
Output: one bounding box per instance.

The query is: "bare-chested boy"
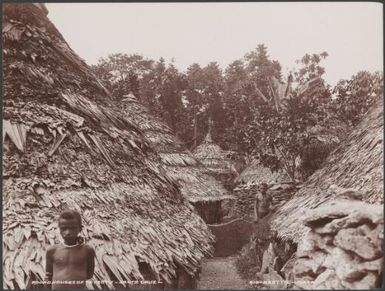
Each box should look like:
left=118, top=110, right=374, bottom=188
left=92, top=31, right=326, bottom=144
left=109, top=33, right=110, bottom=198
left=45, top=210, right=95, bottom=290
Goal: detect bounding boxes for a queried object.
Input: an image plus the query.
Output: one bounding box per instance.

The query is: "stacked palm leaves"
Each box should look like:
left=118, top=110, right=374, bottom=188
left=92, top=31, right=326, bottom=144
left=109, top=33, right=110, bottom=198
left=3, top=3, right=213, bottom=289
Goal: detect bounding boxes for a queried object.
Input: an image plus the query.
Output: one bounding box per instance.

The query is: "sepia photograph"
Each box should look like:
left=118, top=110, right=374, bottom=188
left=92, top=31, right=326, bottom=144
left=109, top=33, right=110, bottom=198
left=2, top=1, right=384, bottom=290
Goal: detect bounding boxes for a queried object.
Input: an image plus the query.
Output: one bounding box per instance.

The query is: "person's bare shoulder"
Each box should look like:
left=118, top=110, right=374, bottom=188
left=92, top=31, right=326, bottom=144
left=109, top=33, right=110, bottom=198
left=46, top=244, right=58, bottom=254
left=82, top=244, right=96, bottom=255
left=256, top=192, right=264, bottom=200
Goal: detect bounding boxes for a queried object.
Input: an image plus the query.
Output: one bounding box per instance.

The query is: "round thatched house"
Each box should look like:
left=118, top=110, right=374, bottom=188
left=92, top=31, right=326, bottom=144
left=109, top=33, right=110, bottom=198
left=3, top=3, right=214, bottom=289
left=116, top=94, right=235, bottom=224
left=271, top=97, right=383, bottom=242
left=193, top=131, right=238, bottom=190
left=267, top=97, right=384, bottom=289
left=235, top=96, right=383, bottom=289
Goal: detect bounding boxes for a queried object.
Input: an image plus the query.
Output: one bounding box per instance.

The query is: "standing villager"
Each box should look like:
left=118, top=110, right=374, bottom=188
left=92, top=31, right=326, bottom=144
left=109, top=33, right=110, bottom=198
left=45, top=210, right=95, bottom=290
left=253, top=183, right=272, bottom=223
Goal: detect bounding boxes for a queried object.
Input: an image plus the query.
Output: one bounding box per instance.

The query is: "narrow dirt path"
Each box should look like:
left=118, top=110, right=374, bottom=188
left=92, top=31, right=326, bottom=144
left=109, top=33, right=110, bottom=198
left=197, top=256, right=251, bottom=290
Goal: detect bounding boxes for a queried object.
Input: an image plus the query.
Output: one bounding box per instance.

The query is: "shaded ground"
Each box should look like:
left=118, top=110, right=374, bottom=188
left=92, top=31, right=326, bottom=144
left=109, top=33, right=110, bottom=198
left=197, top=256, right=252, bottom=290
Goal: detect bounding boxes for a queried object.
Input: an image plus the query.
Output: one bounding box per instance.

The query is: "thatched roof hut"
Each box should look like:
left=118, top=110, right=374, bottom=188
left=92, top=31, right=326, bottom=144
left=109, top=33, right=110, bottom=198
left=271, top=97, right=384, bottom=243
left=193, top=131, right=237, bottom=189
left=234, top=159, right=291, bottom=190
left=2, top=3, right=213, bottom=289
left=116, top=94, right=234, bottom=223
left=119, top=94, right=233, bottom=204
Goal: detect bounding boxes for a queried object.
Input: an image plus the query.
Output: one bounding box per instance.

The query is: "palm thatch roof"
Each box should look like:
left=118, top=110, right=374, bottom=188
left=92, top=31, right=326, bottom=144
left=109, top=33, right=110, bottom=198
left=2, top=3, right=214, bottom=289
left=271, top=97, right=384, bottom=243
left=193, top=132, right=236, bottom=178
left=234, top=159, right=291, bottom=190
left=118, top=94, right=234, bottom=203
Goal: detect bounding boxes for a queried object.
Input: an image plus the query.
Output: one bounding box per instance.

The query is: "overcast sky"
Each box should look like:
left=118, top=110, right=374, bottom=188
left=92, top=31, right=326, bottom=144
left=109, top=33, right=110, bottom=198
left=46, top=2, right=383, bottom=87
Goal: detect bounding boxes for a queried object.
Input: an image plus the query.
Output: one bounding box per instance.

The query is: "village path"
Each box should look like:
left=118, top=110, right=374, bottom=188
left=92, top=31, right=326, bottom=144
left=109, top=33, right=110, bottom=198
left=197, top=256, right=252, bottom=290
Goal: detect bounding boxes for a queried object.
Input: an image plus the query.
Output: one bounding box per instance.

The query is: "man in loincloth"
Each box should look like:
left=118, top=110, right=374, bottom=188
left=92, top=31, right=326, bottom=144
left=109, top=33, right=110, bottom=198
left=253, top=183, right=272, bottom=223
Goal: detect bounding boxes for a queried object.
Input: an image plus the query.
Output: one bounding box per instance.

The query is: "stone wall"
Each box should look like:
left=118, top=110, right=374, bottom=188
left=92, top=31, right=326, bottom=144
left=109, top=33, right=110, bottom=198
left=289, top=190, right=383, bottom=289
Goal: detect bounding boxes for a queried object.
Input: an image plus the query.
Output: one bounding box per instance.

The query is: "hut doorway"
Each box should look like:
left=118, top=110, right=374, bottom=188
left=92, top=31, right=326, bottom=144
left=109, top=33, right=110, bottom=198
left=191, top=201, right=223, bottom=224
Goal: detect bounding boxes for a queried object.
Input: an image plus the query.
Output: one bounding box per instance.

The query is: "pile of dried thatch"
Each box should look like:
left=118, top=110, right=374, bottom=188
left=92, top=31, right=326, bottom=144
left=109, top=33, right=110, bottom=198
left=118, top=94, right=234, bottom=204
left=271, top=96, right=383, bottom=243
left=3, top=3, right=214, bottom=289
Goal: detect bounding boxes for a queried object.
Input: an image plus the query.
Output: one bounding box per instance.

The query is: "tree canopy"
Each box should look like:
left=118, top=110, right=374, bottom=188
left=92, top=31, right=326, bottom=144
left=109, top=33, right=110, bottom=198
left=92, top=45, right=383, bottom=182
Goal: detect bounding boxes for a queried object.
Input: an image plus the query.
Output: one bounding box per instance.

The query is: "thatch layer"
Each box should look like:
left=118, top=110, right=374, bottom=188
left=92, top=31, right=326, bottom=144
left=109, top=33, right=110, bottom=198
left=193, top=133, right=235, bottom=175
left=4, top=182, right=213, bottom=289
left=3, top=3, right=214, bottom=288
left=271, top=97, right=384, bottom=243
left=235, top=159, right=291, bottom=189
left=118, top=95, right=233, bottom=203
left=193, top=133, right=238, bottom=192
